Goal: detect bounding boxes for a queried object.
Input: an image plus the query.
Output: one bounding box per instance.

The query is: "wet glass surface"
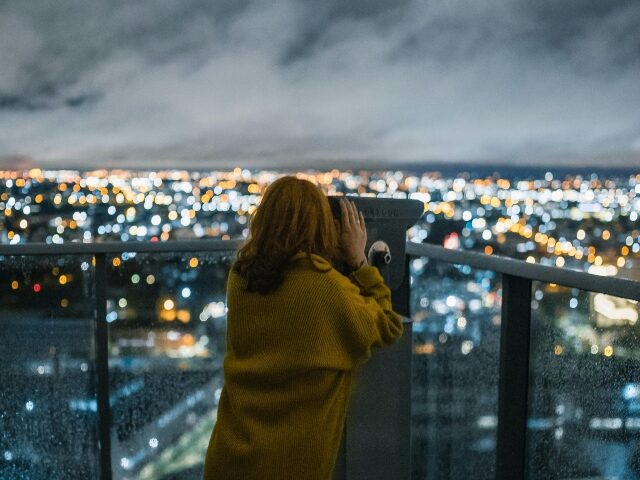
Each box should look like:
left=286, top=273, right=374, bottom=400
left=409, top=256, right=502, bottom=480
left=0, top=255, right=98, bottom=480
left=8, top=247, right=637, bottom=480
left=527, top=281, right=640, bottom=480
left=105, top=251, right=233, bottom=480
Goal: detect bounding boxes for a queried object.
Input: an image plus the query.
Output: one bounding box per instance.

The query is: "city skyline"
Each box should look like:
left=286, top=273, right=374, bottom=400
left=1, top=168, right=638, bottom=282
left=1, top=0, right=640, bottom=169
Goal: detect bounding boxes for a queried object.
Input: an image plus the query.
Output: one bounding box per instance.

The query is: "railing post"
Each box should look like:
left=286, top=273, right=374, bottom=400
left=94, top=253, right=113, bottom=480
left=496, top=274, right=532, bottom=480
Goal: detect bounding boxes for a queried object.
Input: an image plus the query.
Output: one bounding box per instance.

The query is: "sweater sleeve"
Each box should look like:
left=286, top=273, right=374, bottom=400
left=317, top=265, right=404, bottom=370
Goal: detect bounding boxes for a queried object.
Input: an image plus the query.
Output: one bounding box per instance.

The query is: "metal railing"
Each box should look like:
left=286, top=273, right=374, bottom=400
left=406, top=241, right=640, bottom=480
left=1, top=239, right=639, bottom=480
left=1, top=239, right=242, bottom=480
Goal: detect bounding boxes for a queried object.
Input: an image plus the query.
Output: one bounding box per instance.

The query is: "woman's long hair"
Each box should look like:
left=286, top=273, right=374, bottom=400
left=232, top=175, right=340, bottom=294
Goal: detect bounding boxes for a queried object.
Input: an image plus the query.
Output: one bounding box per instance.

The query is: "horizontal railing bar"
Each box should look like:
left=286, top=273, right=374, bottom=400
left=406, top=241, right=640, bottom=301
left=0, top=239, right=637, bottom=301
left=0, top=239, right=244, bottom=256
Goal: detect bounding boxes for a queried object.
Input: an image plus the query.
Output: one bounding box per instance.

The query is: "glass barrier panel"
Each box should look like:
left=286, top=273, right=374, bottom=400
left=409, top=256, right=502, bottom=480
left=527, top=282, right=640, bottom=479
left=0, top=255, right=98, bottom=480
left=105, top=251, right=233, bottom=480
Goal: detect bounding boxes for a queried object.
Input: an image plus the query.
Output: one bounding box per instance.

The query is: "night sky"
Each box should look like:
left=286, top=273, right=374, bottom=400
left=1, top=0, right=639, bottom=169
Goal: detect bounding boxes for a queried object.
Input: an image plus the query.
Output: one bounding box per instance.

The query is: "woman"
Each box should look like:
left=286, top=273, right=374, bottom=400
left=203, top=175, right=403, bottom=480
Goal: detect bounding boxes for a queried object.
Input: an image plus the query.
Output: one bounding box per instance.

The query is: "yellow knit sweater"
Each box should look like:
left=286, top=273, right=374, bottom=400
left=203, top=251, right=404, bottom=480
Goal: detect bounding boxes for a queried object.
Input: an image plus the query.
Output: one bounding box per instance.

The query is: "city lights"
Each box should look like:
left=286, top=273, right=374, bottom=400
left=0, top=167, right=638, bottom=479
left=0, top=169, right=637, bottom=279
left=163, top=299, right=175, bottom=310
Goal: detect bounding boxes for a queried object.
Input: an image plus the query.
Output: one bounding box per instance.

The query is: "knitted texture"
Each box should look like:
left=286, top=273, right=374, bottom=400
left=203, top=251, right=404, bottom=480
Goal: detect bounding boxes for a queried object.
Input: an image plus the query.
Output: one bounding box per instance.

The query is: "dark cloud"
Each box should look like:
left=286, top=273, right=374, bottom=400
left=279, top=0, right=410, bottom=65
left=0, top=94, right=44, bottom=111
left=521, top=0, right=640, bottom=72
left=0, top=0, right=252, bottom=109
left=0, top=0, right=638, bottom=168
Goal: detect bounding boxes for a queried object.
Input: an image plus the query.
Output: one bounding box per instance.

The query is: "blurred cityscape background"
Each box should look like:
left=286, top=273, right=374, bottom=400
left=2, top=0, right=640, bottom=478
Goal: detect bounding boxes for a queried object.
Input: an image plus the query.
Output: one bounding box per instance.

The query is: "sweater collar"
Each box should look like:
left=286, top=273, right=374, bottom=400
left=290, top=251, right=333, bottom=271
left=290, top=251, right=310, bottom=261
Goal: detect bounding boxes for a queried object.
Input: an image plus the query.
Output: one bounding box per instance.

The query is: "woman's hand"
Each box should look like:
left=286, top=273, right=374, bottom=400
left=334, top=198, right=368, bottom=270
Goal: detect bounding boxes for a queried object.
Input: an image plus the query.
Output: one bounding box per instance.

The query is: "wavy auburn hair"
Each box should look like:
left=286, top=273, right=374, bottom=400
left=232, top=176, right=340, bottom=294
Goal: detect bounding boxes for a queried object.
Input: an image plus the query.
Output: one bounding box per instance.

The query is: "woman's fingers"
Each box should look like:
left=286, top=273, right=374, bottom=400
left=349, top=200, right=358, bottom=226
left=339, top=198, right=365, bottom=232
left=346, top=200, right=355, bottom=225
left=340, top=198, right=354, bottom=228
left=339, top=198, right=350, bottom=229
left=335, top=198, right=367, bottom=265
left=353, top=202, right=364, bottom=232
